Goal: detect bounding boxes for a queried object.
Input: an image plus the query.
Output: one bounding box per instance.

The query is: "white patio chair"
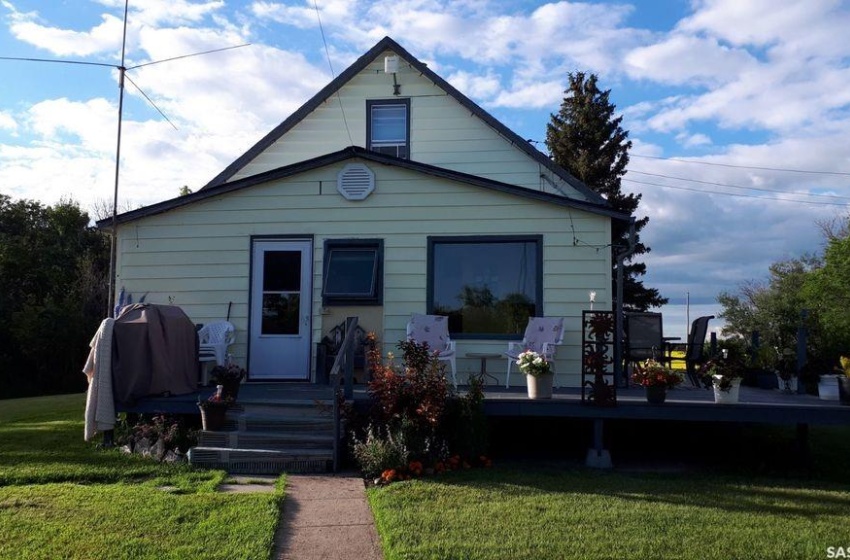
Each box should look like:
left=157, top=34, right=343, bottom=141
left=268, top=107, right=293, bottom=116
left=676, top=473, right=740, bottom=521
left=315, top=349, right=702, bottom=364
left=504, top=317, right=565, bottom=388
left=406, top=313, right=458, bottom=387
left=197, top=321, right=235, bottom=384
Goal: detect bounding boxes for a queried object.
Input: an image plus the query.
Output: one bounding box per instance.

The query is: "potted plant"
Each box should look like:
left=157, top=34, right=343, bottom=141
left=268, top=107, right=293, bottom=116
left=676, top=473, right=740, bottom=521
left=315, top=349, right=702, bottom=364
left=516, top=350, right=553, bottom=399
left=700, top=349, right=744, bottom=404
left=197, top=389, right=234, bottom=431
left=835, top=356, right=850, bottom=405
left=631, top=359, right=683, bottom=405
left=210, top=363, right=246, bottom=401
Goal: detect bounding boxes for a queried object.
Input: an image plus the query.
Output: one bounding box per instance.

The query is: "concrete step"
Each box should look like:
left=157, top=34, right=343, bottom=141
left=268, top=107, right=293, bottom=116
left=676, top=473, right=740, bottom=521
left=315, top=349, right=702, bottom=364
left=198, top=429, right=334, bottom=450
left=188, top=446, right=333, bottom=474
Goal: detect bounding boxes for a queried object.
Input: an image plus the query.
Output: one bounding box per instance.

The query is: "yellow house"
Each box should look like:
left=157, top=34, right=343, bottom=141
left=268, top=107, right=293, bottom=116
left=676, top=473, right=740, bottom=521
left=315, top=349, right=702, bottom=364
left=102, top=37, right=627, bottom=386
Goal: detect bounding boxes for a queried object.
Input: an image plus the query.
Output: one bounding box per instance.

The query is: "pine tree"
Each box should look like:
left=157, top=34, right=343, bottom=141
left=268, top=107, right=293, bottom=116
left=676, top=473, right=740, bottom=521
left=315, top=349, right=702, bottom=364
left=546, top=71, right=667, bottom=311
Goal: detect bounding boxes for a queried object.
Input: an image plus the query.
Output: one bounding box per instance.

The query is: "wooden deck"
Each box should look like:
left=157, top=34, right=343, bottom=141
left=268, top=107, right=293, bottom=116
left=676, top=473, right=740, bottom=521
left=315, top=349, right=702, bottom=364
left=118, top=381, right=850, bottom=469
left=121, top=381, right=850, bottom=427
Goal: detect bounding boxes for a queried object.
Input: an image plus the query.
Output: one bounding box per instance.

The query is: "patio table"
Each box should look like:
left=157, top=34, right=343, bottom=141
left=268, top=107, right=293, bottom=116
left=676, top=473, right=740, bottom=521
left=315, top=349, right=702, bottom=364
left=466, top=352, right=501, bottom=385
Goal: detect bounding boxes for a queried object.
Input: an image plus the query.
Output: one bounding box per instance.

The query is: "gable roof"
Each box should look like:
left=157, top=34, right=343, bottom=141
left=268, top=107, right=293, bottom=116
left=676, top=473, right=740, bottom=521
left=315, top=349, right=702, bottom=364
left=202, top=36, right=605, bottom=205
left=98, top=146, right=629, bottom=229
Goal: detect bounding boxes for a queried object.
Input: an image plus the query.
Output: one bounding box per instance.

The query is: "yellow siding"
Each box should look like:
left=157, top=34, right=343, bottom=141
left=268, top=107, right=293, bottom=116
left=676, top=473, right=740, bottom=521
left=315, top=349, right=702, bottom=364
left=117, top=161, right=610, bottom=385
left=229, top=50, right=587, bottom=201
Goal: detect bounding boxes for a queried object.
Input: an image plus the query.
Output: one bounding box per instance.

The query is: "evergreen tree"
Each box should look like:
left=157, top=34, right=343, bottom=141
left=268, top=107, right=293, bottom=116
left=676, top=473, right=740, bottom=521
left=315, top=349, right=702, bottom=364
left=546, top=71, right=666, bottom=311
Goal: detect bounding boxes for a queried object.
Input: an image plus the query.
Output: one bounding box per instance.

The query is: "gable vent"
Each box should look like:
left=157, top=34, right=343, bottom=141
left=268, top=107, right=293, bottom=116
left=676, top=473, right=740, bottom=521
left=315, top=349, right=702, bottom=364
left=337, top=163, right=375, bottom=201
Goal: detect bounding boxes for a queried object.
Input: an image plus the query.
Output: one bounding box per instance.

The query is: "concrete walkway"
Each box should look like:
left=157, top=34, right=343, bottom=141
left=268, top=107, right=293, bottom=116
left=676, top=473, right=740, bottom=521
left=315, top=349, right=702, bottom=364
left=274, top=473, right=384, bottom=560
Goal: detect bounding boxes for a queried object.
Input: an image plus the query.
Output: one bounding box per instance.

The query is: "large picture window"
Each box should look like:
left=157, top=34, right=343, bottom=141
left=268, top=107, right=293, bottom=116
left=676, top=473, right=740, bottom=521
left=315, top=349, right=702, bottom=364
left=427, top=236, right=542, bottom=338
left=322, top=239, right=383, bottom=306
left=367, top=99, right=409, bottom=159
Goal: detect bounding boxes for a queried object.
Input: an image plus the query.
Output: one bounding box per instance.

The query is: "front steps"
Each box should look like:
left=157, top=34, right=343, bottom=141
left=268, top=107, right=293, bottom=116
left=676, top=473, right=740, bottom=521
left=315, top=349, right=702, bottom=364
left=188, top=394, right=340, bottom=474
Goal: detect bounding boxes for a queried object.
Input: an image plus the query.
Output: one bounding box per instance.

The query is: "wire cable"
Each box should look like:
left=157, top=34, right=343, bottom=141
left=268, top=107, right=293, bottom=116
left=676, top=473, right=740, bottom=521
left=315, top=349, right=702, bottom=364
left=631, top=154, right=850, bottom=176
left=623, top=178, right=850, bottom=207
left=628, top=170, right=850, bottom=201
left=313, top=1, right=353, bottom=147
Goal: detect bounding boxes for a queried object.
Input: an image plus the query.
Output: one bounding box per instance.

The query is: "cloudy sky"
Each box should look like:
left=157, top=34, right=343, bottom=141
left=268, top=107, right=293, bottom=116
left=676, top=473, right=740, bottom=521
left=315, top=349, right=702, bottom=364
left=2, top=0, right=850, bottom=339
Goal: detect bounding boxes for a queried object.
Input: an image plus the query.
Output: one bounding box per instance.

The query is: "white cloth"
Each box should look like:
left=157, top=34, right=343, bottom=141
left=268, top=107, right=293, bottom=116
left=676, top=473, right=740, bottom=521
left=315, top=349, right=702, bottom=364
left=83, top=318, right=116, bottom=441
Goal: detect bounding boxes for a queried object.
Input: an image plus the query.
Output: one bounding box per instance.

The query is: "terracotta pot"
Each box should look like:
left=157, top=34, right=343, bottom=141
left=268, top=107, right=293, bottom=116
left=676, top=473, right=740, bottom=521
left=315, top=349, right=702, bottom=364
left=645, top=385, right=667, bottom=405
left=526, top=374, right=553, bottom=399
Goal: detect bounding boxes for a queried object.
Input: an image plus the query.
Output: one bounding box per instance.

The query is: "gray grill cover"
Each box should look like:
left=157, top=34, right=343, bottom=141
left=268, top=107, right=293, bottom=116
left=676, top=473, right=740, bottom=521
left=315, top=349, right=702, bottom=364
left=112, top=304, right=198, bottom=405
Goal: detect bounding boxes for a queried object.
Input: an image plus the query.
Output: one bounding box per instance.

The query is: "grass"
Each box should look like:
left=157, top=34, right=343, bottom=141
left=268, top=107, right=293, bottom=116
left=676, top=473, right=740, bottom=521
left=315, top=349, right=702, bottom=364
left=0, top=393, right=284, bottom=560
left=369, top=423, right=850, bottom=560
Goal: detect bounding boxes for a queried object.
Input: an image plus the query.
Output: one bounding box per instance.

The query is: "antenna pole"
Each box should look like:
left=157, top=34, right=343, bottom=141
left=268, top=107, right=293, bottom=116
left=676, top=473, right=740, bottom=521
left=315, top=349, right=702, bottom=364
left=107, top=0, right=129, bottom=317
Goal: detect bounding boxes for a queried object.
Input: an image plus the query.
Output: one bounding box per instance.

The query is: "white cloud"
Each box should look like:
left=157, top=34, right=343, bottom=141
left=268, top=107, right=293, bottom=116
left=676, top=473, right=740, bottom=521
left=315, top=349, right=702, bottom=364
left=0, top=111, right=17, bottom=132
left=625, top=34, right=757, bottom=86
left=8, top=13, right=124, bottom=57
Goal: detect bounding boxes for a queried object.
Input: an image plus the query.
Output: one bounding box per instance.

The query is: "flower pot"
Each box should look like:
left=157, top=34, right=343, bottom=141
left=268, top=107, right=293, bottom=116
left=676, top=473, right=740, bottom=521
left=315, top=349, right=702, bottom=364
left=712, top=376, right=741, bottom=404
left=818, top=375, right=840, bottom=401
left=199, top=404, right=228, bottom=431
left=645, top=385, right=667, bottom=405
left=526, top=374, right=553, bottom=399
left=838, top=377, right=850, bottom=405
left=776, top=374, right=798, bottom=393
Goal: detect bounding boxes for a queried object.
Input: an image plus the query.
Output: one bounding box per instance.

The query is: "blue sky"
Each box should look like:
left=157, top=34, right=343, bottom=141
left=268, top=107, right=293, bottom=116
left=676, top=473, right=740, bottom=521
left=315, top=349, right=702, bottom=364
left=2, top=0, right=850, bottom=340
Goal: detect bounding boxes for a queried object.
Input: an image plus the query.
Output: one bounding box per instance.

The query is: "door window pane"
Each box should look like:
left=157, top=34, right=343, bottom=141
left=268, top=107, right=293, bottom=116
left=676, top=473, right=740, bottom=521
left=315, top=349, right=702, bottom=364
left=262, top=293, right=300, bottom=335
left=430, top=237, right=540, bottom=336
left=264, top=251, right=301, bottom=292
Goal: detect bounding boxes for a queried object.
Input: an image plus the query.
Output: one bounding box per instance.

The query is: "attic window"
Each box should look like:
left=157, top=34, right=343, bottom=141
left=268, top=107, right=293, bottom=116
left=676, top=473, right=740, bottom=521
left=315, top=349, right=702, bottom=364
left=367, top=99, right=409, bottom=159
left=337, top=163, right=375, bottom=200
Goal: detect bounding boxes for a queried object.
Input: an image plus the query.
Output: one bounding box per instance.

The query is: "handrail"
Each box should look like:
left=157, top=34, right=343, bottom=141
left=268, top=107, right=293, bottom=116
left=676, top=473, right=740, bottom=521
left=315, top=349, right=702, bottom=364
left=329, top=316, right=358, bottom=472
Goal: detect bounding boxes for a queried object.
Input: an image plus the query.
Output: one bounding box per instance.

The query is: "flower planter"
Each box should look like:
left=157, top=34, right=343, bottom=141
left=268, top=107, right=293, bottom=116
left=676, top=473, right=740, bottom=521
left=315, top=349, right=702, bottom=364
left=645, top=385, right=667, bottom=405
left=838, top=377, right=850, bottom=405
left=526, top=374, right=553, bottom=399
left=776, top=374, right=798, bottom=393
left=818, top=375, right=840, bottom=401
left=712, top=376, right=741, bottom=404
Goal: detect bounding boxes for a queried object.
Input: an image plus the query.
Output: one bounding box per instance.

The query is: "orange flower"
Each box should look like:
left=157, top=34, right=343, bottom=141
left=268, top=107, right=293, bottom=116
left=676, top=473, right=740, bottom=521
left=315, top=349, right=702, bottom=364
left=381, top=469, right=397, bottom=483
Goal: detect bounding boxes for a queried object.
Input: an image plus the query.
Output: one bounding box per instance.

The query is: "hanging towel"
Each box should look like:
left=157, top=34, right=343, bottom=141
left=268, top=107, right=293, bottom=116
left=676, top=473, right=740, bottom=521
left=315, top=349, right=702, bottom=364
left=83, top=318, right=116, bottom=441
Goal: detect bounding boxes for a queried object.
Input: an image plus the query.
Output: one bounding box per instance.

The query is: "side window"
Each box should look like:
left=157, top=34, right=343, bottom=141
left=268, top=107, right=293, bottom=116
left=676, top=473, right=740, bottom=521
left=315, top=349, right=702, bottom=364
left=322, top=239, right=384, bottom=306
left=367, top=99, right=409, bottom=159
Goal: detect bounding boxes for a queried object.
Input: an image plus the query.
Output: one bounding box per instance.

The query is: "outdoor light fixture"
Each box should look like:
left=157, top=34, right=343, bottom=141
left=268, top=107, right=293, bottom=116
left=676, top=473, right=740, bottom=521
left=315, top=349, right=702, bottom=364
left=384, top=55, right=401, bottom=95
left=589, top=291, right=596, bottom=310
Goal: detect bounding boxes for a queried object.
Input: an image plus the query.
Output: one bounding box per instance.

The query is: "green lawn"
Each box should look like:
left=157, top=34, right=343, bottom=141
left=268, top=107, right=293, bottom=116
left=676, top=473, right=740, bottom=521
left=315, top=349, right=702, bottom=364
left=0, top=394, right=283, bottom=560
left=369, top=426, right=850, bottom=560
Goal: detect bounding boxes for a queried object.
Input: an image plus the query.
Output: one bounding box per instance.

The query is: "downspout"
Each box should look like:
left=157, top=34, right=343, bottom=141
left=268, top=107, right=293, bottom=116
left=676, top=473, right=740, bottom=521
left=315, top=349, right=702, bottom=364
left=613, top=217, right=636, bottom=386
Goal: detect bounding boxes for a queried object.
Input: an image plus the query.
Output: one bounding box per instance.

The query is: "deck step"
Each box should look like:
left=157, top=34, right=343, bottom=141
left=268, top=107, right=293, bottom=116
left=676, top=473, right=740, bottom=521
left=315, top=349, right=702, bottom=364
left=190, top=393, right=341, bottom=474
left=188, top=447, right=333, bottom=474
left=198, top=430, right=334, bottom=449
left=224, top=412, right=336, bottom=433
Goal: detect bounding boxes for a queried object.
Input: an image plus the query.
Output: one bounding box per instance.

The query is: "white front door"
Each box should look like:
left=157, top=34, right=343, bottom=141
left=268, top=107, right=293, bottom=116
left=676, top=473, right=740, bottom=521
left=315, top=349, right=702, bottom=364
left=249, top=239, right=312, bottom=380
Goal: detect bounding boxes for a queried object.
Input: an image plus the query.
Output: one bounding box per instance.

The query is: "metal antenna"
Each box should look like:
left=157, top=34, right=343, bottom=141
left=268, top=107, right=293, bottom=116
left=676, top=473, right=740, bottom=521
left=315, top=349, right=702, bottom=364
left=0, top=1, right=250, bottom=317
left=107, top=0, right=130, bottom=319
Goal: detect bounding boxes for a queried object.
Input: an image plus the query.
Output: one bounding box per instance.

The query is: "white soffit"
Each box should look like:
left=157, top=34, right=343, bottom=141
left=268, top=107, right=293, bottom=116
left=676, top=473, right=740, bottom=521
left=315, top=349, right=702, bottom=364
left=337, top=163, right=375, bottom=200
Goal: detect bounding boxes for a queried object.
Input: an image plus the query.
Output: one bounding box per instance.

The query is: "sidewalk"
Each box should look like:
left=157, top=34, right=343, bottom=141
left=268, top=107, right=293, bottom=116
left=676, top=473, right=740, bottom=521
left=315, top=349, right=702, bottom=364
left=274, top=473, right=383, bottom=560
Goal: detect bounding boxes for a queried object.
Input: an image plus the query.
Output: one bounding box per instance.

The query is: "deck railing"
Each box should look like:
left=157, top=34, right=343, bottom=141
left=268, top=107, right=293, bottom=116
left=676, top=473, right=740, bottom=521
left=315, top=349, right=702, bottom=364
left=329, top=316, right=358, bottom=472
